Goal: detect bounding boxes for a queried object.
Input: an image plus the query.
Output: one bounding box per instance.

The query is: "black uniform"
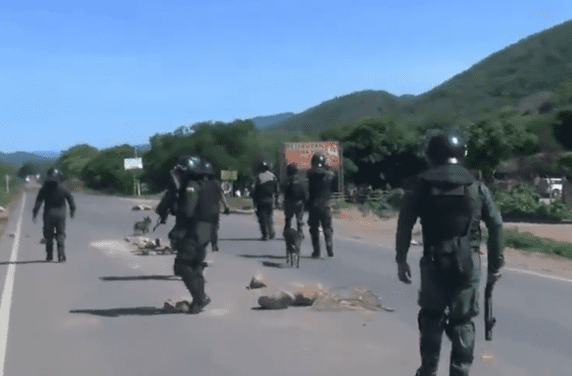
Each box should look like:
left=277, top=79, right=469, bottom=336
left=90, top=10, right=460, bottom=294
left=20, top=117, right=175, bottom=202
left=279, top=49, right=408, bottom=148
left=156, top=167, right=218, bottom=314
left=253, top=170, right=278, bottom=240
left=203, top=178, right=227, bottom=252
left=395, top=133, right=505, bottom=376
left=307, top=166, right=336, bottom=257
left=281, top=174, right=308, bottom=237
left=32, top=178, right=76, bottom=262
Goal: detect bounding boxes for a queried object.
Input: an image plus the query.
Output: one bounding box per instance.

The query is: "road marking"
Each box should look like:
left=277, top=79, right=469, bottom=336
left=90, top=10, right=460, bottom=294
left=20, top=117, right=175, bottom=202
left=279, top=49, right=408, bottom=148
left=504, top=267, right=572, bottom=283
left=0, top=193, right=25, bottom=376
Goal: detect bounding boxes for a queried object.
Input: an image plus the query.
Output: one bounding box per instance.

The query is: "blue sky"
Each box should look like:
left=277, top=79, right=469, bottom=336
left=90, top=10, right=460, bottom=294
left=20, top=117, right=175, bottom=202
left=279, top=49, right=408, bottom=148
left=0, top=1, right=571, bottom=154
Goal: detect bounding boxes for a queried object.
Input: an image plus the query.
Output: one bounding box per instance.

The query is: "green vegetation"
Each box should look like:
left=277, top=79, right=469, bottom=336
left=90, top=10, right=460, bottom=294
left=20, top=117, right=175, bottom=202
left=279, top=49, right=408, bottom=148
left=0, top=163, right=19, bottom=208
left=504, top=228, right=572, bottom=260
left=331, top=198, right=351, bottom=214
left=492, top=184, right=572, bottom=221
left=226, top=196, right=254, bottom=210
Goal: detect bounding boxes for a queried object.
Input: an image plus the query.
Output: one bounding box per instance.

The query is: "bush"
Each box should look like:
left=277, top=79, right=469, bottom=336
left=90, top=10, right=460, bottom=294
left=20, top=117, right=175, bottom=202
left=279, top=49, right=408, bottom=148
left=492, top=183, right=572, bottom=221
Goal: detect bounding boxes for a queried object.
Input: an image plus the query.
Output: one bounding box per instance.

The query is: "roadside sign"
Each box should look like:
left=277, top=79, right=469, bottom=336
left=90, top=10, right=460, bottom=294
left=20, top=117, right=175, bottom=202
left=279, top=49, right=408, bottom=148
left=124, top=158, right=143, bottom=170
left=221, top=170, right=237, bottom=181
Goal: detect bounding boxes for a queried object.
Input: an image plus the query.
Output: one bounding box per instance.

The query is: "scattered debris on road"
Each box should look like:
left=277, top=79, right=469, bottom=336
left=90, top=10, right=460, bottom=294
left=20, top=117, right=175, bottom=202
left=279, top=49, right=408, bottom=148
left=124, top=237, right=174, bottom=255
left=246, top=273, right=268, bottom=289
left=312, top=286, right=394, bottom=312
left=131, top=204, right=154, bottom=211
left=164, top=300, right=192, bottom=313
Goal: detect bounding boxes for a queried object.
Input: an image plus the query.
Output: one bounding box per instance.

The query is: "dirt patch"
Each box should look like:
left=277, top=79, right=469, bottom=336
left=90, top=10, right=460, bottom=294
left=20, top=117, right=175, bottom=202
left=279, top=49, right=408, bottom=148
left=326, top=206, right=572, bottom=277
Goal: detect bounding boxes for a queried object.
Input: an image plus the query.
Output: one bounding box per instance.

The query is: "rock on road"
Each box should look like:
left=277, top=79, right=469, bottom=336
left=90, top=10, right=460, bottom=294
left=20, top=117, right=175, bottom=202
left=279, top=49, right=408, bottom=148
left=0, top=190, right=570, bottom=375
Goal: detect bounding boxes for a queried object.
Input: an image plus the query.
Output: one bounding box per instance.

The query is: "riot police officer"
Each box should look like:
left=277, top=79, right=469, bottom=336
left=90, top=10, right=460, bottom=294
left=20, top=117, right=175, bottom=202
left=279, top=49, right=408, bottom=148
left=281, top=163, right=308, bottom=238
left=32, top=168, right=76, bottom=262
left=307, top=153, right=337, bottom=258
left=206, top=174, right=230, bottom=252
left=395, top=131, right=504, bottom=376
left=252, top=161, right=278, bottom=240
left=155, top=156, right=219, bottom=314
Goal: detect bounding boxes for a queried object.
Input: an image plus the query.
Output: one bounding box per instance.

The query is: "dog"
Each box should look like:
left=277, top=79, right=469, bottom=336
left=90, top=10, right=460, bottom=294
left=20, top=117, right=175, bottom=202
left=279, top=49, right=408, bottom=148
left=133, top=216, right=152, bottom=236
left=284, top=227, right=302, bottom=268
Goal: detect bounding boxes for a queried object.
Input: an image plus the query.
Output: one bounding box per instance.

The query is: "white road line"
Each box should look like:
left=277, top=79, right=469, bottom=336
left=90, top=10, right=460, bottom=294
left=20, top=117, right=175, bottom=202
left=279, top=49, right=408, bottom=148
left=504, top=267, right=572, bottom=283
left=0, top=193, right=26, bottom=376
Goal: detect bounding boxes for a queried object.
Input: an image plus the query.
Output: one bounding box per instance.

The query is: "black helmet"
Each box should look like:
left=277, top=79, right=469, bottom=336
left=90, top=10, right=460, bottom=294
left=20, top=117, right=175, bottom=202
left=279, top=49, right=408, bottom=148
left=286, top=163, right=298, bottom=176
left=311, top=154, right=326, bottom=168
left=46, top=168, right=62, bottom=182
left=425, top=132, right=466, bottom=166
left=176, top=156, right=215, bottom=177
left=257, top=161, right=269, bottom=172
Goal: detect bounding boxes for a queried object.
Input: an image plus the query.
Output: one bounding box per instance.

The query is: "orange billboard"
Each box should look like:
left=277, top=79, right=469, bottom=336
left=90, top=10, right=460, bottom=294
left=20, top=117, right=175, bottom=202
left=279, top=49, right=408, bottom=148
left=280, top=141, right=343, bottom=192
left=282, top=141, right=342, bottom=171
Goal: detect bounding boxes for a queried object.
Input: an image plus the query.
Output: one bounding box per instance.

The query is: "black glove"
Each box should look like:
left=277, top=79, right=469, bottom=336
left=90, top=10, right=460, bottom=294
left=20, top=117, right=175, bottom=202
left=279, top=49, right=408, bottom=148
left=32, top=215, right=37, bottom=224
left=70, top=211, right=75, bottom=219
left=397, top=262, right=412, bottom=284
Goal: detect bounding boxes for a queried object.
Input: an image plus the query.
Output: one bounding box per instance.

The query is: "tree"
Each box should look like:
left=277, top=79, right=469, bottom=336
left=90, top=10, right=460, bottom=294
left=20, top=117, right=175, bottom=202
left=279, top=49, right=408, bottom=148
left=17, top=162, right=39, bottom=178
left=81, top=145, right=137, bottom=195
left=59, top=144, right=99, bottom=178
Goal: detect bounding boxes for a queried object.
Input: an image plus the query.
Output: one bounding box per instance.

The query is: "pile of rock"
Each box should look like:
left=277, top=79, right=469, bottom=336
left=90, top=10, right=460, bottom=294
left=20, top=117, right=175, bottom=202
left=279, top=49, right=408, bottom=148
left=125, top=237, right=174, bottom=255
left=248, top=274, right=393, bottom=312
left=311, top=286, right=394, bottom=312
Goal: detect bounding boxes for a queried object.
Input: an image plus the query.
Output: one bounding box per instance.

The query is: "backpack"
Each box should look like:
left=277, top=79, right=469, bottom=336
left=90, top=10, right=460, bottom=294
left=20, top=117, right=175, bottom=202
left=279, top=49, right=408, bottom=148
left=285, top=177, right=307, bottom=202
left=421, top=181, right=476, bottom=284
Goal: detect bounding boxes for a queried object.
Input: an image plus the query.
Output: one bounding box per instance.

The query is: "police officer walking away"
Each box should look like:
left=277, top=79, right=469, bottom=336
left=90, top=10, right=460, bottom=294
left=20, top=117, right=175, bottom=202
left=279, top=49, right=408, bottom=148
left=155, top=156, right=219, bottom=314
left=395, top=131, right=504, bottom=376
left=252, top=161, right=278, bottom=240
left=281, top=163, right=308, bottom=238
left=307, top=153, right=336, bottom=258
left=206, top=174, right=230, bottom=252
left=32, top=168, right=76, bottom=262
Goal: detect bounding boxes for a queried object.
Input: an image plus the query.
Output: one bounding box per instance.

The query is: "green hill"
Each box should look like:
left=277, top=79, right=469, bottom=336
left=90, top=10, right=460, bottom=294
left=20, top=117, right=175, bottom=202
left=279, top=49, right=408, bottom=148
left=267, top=19, right=572, bottom=133
left=266, top=90, right=411, bottom=133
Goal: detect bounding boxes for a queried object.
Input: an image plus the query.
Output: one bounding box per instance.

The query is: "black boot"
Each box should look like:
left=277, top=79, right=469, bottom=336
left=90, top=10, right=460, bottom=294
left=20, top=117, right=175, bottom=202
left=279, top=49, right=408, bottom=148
left=57, top=244, right=66, bottom=263
left=45, top=241, right=53, bottom=262
left=311, top=232, right=320, bottom=258
left=325, top=236, right=334, bottom=257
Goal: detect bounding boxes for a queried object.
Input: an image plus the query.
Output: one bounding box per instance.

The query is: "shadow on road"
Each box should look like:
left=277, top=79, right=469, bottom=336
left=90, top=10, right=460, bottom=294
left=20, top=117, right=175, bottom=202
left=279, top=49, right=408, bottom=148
left=99, top=275, right=181, bottom=281
left=261, top=261, right=289, bottom=268
left=70, top=307, right=181, bottom=317
left=238, top=254, right=285, bottom=259
left=0, top=260, right=51, bottom=265
left=219, top=238, right=283, bottom=241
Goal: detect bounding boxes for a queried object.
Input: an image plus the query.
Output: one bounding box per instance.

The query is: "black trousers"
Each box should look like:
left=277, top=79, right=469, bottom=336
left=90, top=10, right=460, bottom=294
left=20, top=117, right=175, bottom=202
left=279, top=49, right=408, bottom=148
left=43, top=215, right=66, bottom=260
left=256, top=202, right=275, bottom=239
left=172, top=221, right=211, bottom=305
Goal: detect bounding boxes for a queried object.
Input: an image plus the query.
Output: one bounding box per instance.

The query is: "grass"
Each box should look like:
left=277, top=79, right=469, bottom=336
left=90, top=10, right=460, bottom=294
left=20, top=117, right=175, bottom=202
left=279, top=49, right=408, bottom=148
left=0, top=182, right=20, bottom=208
left=226, top=196, right=254, bottom=210
left=503, top=228, right=572, bottom=260
left=331, top=198, right=352, bottom=214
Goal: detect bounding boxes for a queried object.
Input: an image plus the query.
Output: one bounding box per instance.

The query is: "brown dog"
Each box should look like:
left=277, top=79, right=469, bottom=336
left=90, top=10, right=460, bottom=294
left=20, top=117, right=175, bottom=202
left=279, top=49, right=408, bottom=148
left=133, top=216, right=152, bottom=236
left=284, top=227, right=302, bottom=268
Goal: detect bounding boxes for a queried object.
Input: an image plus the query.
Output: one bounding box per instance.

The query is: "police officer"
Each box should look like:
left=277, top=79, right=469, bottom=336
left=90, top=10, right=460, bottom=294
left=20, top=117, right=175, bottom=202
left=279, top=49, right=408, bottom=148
left=307, top=153, right=337, bottom=258
left=281, top=163, right=309, bottom=238
left=252, top=161, right=278, bottom=240
left=32, top=168, right=76, bottom=262
left=206, top=175, right=230, bottom=252
left=155, top=156, right=218, bottom=314
left=395, top=131, right=504, bottom=376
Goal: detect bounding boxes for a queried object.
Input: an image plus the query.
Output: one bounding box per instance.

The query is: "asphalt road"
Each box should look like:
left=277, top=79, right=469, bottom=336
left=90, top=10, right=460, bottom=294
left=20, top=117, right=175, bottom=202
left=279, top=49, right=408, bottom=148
left=0, top=189, right=570, bottom=375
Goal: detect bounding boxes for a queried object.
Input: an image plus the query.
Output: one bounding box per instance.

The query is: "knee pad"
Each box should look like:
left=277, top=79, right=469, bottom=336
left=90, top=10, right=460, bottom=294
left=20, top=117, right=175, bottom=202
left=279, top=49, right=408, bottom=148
left=446, top=319, right=475, bottom=364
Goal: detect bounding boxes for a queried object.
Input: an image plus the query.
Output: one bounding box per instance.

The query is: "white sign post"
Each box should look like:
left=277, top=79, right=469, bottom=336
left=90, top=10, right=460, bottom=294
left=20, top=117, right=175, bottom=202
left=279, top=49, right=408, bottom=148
left=5, top=175, right=9, bottom=194
left=124, top=158, right=143, bottom=196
